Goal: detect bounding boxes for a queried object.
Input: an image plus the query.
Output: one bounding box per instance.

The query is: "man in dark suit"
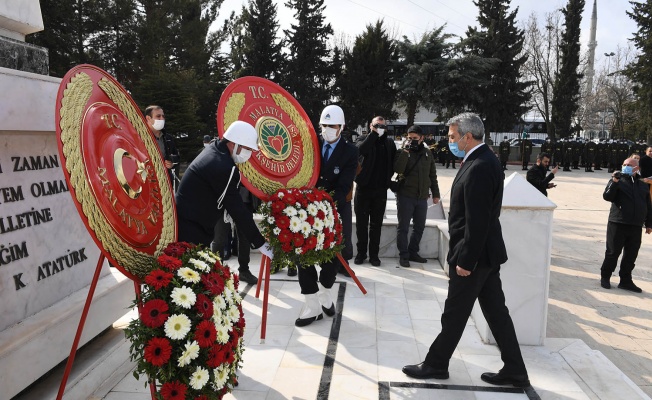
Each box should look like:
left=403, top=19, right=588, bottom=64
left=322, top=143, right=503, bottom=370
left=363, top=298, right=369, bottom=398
left=354, top=115, right=397, bottom=266
left=402, top=112, right=530, bottom=388
left=295, top=104, right=359, bottom=327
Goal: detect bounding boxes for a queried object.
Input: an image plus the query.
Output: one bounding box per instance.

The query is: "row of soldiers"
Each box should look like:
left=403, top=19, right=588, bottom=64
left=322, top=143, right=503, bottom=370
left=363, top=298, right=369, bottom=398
left=498, top=137, right=649, bottom=173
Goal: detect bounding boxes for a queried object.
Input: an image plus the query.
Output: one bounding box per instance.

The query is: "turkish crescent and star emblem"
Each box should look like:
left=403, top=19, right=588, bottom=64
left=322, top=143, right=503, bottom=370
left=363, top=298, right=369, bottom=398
left=217, top=76, right=320, bottom=200
left=55, top=64, right=177, bottom=281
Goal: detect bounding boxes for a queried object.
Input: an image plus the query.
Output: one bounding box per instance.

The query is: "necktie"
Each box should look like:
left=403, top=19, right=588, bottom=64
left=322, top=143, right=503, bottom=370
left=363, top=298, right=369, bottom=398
left=324, top=144, right=331, bottom=162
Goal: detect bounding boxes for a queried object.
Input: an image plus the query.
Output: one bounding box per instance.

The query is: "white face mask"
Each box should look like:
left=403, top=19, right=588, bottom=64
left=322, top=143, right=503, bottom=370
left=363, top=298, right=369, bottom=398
left=151, top=119, right=165, bottom=131
left=204, top=143, right=210, bottom=148
left=232, top=144, right=252, bottom=164
left=377, top=128, right=385, bottom=136
left=322, top=127, right=339, bottom=142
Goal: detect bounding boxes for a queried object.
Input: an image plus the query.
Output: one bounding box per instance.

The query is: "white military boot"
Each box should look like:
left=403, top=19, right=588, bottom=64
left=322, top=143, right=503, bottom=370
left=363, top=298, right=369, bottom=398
left=295, top=293, right=323, bottom=327
left=317, top=283, right=335, bottom=317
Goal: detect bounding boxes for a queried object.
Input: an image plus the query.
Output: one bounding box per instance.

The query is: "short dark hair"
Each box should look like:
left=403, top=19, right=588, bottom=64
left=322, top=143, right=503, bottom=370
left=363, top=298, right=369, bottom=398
left=145, top=105, right=162, bottom=117
left=537, top=152, right=551, bottom=161
left=407, top=125, right=423, bottom=135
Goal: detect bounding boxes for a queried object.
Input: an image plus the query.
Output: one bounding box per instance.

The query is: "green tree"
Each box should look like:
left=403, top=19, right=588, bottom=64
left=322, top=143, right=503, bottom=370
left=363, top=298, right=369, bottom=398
left=626, top=0, right=652, bottom=142
left=395, top=27, right=452, bottom=127
left=439, top=53, right=498, bottom=119
left=282, top=0, right=334, bottom=126
left=464, top=0, right=531, bottom=138
left=551, top=0, right=585, bottom=138
left=236, top=0, right=284, bottom=80
left=336, top=20, right=398, bottom=128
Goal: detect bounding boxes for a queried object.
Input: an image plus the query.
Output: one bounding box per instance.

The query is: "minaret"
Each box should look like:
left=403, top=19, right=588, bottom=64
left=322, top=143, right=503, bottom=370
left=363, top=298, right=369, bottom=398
left=585, top=0, right=598, bottom=94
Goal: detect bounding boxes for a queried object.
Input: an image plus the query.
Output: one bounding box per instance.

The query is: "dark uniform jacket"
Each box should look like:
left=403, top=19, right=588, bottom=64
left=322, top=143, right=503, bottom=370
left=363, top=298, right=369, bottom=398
left=394, top=144, right=440, bottom=200
left=603, top=174, right=652, bottom=228
left=526, top=164, right=554, bottom=196
left=448, top=144, right=507, bottom=270
left=354, top=131, right=397, bottom=188
left=318, top=137, right=358, bottom=207
left=175, top=139, right=265, bottom=249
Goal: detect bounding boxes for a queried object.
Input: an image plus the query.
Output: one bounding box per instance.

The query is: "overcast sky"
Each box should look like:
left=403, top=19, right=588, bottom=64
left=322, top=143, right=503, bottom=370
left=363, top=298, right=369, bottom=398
left=215, top=0, right=635, bottom=69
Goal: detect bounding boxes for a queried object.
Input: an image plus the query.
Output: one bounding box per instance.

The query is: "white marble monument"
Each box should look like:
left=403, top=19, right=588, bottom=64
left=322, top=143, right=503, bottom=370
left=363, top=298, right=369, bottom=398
left=0, top=3, right=133, bottom=398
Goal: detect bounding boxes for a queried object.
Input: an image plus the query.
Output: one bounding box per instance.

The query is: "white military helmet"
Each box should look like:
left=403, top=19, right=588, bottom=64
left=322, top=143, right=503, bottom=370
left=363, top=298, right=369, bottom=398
left=223, top=121, right=259, bottom=151
left=319, top=105, right=345, bottom=129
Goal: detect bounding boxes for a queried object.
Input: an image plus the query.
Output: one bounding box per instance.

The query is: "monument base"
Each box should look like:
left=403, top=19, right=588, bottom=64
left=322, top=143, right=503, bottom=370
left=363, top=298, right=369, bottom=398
left=0, top=35, right=48, bottom=74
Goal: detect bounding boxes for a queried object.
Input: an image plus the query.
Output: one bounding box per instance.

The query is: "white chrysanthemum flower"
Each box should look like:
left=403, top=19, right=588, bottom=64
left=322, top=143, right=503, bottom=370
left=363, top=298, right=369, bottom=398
left=188, top=258, right=210, bottom=272
left=283, top=206, right=297, bottom=216
left=228, top=305, right=240, bottom=323
left=313, top=219, right=324, bottom=231
left=330, top=242, right=336, bottom=248
left=273, top=227, right=281, bottom=235
left=164, top=314, right=191, bottom=340
left=298, top=209, right=308, bottom=220
left=213, top=364, right=229, bottom=390
left=216, top=323, right=230, bottom=344
left=226, top=278, right=235, bottom=292
left=196, top=251, right=217, bottom=265
left=267, top=216, right=275, bottom=224
left=189, top=366, right=209, bottom=390
left=178, top=267, right=201, bottom=283
left=233, top=291, right=242, bottom=304
left=277, top=192, right=284, bottom=198
left=316, top=242, right=324, bottom=251
left=171, top=286, right=197, bottom=309
left=317, top=232, right=325, bottom=244
left=300, top=222, right=311, bottom=236
left=177, top=340, right=200, bottom=367
left=295, top=247, right=303, bottom=255
left=213, top=296, right=227, bottom=311
left=223, top=287, right=234, bottom=304
left=306, top=203, right=318, bottom=216
left=289, top=216, right=302, bottom=233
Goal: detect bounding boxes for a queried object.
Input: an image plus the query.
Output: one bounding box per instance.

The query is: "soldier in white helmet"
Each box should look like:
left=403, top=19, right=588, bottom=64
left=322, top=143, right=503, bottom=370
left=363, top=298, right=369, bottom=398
left=295, top=104, right=359, bottom=327
left=175, top=120, right=273, bottom=284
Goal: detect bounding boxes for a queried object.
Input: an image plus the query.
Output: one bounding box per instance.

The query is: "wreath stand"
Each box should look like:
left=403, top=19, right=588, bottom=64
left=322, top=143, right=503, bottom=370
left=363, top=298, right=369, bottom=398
left=56, top=254, right=158, bottom=400
left=255, top=253, right=366, bottom=343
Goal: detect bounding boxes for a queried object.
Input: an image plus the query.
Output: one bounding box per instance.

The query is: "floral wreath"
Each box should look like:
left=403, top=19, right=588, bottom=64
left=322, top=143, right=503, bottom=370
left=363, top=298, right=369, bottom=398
left=125, top=242, right=245, bottom=400
left=258, top=187, right=344, bottom=271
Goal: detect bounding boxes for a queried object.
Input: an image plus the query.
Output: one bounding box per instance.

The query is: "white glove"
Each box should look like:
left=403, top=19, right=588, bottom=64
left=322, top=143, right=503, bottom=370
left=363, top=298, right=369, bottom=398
left=258, top=242, right=274, bottom=259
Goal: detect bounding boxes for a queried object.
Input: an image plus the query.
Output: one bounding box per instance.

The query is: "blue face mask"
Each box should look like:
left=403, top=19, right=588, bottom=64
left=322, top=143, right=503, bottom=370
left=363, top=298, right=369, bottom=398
left=621, top=165, right=634, bottom=176
left=449, top=135, right=468, bottom=158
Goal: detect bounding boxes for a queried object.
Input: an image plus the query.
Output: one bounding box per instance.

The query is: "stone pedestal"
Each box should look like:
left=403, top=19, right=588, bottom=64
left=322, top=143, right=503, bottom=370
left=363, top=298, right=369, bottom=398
left=471, top=172, right=556, bottom=346
left=0, top=0, right=48, bottom=74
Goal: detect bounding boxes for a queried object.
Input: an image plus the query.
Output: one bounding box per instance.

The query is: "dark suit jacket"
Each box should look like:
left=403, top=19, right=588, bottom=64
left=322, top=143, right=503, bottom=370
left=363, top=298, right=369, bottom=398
left=448, top=144, right=508, bottom=270
left=317, top=138, right=359, bottom=208
left=354, top=131, right=397, bottom=187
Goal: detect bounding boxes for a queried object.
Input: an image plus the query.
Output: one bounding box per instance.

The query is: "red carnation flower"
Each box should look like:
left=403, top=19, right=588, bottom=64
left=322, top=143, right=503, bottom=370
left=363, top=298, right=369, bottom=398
left=160, top=380, right=187, bottom=400
left=305, top=236, right=317, bottom=250
left=281, top=242, right=292, bottom=252
left=316, top=210, right=326, bottom=220
left=271, top=201, right=285, bottom=213
left=195, top=396, right=209, bottom=400
left=143, top=337, right=172, bottom=366
left=207, top=343, right=228, bottom=368
left=144, top=269, right=174, bottom=290
left=163, top=242, right=193, bottom=258
left=292, top=234, right=305, bottom=247
left=195, top=320, right=217, bottom=348
left=140, top=299, right=169, bottom=328
left=285, top=194, right=297, bottom=205
left=201, top=272, right=225, bottom=296
left=195, top=293, right=214, bottom=319
left=306, top=192, right=316, bottom=202
left=278, top=230, right=292, bottom=243
left=276, top=216, right=290, bottom=229
left=232, top=273, right=240, bottom=290
left=157, top=254, right=182, bottom=271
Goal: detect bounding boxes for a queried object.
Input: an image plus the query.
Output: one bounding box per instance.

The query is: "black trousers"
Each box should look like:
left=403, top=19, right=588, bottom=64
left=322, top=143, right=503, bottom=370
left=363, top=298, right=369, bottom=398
left=424, top=264, right=527, bottom=375
left=339, top=201, right=353, bottom=261
left=297, top=262, right=338, bottom=294
left=600, top=221, right=642, bottom=282
left=354, top=186, right=388, bottom=259
left=212, top=208, right=253, bottom=272
left=396, top=195, right=427, bottom=259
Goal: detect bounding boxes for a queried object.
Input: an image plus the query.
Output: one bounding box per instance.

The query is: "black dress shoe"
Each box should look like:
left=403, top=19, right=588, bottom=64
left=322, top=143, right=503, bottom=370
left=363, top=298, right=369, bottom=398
left=409, top=254, right=427, bottom=263
left=370, top=258, right=381, bottom=266
left=399, top=258, right=410, bottom=268
left=295, top=313, right=323, bottom=327
left=480, top=371, right=530, bottom=387
left=354, top=255, right=366, bottom=265
left=402, top=362, right=449, bottom=379
left=600, top=278, right=611, bottom=289
left=618, top=281, right=642, bottom=293
left=322, top=303, right=335, bottom=317
left=287, top=267, right=297, bottom=277
left=238, top=270, right=258, bottom=285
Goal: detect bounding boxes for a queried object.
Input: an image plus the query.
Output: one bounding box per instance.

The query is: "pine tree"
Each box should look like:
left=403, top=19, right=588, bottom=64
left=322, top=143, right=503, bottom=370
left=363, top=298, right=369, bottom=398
left=626, top=0, right=652, bottom=141
left=236, top=0, right=284, bottom=80
left=551, top=0, right=585, bottom=138
left=282, top=0, right=334, bottom=127
left=337, top=20, right=398, bottom=128
left=464, top=0, right=531, bottom=137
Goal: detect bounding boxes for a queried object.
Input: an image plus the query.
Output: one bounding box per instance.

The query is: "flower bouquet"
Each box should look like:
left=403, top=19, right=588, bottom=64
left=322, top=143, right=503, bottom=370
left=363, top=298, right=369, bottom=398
left=124, top=242, right=245, bottom=400
left=258, top=187, right=344, bottom=272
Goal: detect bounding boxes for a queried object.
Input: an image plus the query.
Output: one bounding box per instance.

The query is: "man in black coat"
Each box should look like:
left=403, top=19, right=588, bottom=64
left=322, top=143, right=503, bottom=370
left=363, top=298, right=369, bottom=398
left=295, top=105, right=359, bottom=327
left=175, top=121, right=273, bottom=283
left=600, top=157, right=652, bottom=293
left=145, top=105, right=181, bottom=190
left=403, top=112, right=529, bottom=388
left=499, top=136, right=510, bottom=170
left=354, top=116, right=397, bottom=266
left=526, top=152, right=558, bottom=196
